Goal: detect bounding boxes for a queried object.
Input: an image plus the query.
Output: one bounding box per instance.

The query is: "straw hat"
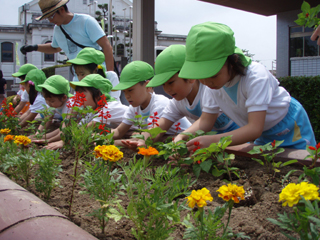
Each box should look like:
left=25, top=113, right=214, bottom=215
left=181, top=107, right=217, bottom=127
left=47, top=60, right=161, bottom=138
left=36, top=0, right=70, bottom=21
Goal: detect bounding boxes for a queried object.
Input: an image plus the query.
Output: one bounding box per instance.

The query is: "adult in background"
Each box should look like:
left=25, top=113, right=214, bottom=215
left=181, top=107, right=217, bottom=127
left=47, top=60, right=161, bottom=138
left=0, top=70, right=7, bottom=103
left=20, top=0, right=114, bottom=75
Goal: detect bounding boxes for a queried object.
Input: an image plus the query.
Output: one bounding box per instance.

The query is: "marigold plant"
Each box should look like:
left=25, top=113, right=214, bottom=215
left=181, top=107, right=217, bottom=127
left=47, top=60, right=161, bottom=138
left=94, top=145, right=123, bottom=162
left=4, top=134, right=14, bottom=142
left=0, top=128, right=11, bottom=135
left=186, top=187, right=213, bottom=208
left=217, top=183, right=245, bottom=203
left=14, top=135, right=31, bottom=146
left=279, top=182, right=320, bottom=207
left=138, top=146, right=159, bottom=156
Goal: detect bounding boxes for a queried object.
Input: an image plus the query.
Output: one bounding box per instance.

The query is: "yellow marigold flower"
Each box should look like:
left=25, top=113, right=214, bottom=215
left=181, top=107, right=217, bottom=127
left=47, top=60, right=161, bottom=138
left=217, top=184, right=245, bottom=203
left=4, top=134, right=14, bottom=142
left=14, top=135, right=31, bottom=146
left=0, top=128, right=11, bottom=134
left=94, top=145, right=123, bottom=162
left=186, top=187, right=213, bottom=208
left=138, top=146, right=159, bottom=156
left=279, top=182, right=320, bottom=207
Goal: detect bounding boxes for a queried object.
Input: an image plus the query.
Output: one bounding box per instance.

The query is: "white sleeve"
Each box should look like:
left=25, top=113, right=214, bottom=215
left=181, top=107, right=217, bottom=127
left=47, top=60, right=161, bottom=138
left=20, top=90, right=29, bottom=102
left=106, top=71, right=121, bottom=101
left=201, top=87, right=220, bottom=114
left=162, top=100, right=185, bottom=123
left=122, top=106, right=135, bottom=126
left=29, top=96, right=48, bottom=114
left=93, top=101, right=128, bottom=125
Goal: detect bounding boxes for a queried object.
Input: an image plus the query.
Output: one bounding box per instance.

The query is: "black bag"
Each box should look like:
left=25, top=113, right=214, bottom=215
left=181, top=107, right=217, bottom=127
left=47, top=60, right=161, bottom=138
left=59, top=26, right=120, bottom=77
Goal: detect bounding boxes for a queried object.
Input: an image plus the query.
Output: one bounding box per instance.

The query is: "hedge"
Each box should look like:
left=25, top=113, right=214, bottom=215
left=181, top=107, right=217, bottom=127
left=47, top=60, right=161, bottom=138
left=279, top=76, right=320, bottom=142
left=41, top=64, right=71, bottom=78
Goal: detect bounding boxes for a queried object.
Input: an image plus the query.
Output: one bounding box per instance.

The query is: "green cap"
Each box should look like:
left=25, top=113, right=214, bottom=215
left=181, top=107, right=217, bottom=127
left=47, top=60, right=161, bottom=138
left=20, top=69, right=46, bottom=92
left=70, top=74, right=114, bottom=101
left=147, top=45, right=185, bottom=87
left=179, top=22, right=251, bottom=80
left=112, top=61, right=154, bottom=90
left=12, top=63, right=38, bottom=77
left=38, top=75, right=74, bottom=97
left=67, top=47, right=104, bottom=65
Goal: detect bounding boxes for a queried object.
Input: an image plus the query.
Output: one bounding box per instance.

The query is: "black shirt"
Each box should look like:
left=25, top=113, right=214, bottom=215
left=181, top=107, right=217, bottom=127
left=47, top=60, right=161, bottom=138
left=0, top=78, right=7, bottom=94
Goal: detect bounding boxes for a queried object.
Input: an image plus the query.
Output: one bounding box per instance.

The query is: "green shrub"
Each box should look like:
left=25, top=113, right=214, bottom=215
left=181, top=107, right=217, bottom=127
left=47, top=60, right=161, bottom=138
left=42, top=64, right=71, bottom=78
left=279, top=76, right=320, bottom=142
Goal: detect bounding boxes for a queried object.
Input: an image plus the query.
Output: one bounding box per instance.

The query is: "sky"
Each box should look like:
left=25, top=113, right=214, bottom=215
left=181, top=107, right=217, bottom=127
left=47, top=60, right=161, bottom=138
left=0, top=0, right=276, bottom=70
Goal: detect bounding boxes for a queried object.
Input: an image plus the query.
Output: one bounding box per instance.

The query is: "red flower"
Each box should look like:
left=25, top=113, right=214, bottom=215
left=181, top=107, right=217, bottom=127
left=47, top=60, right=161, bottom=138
left=271, top=140, right=276, bottom=148
left=67, top=92, right=86, bottom=108
left=175, top=122, right=181, bottom=131
left=306, top=13, right=309, bottom=17
left=98, top=124, right=110, bottom=135
left=316, top=142, right=320, bottom=149
left=149, top=112, right=160, bottom=127
left=309, top=146, right=316, bottom=151
left=260, top=148, right=263, bottom=152
left=193, top=141, right=201, bottom=153
left=197, top=160, right=201, bottom=164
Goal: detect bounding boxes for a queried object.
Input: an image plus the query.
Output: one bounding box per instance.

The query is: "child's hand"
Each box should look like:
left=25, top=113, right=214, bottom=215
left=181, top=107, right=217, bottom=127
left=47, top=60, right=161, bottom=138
left=44, top=141, right=63, bottom=150
left=32, top=139, right=45, bottom=144
left=186, top=135, right=215, bottom=152
left=121, top=139, right=146, bottom=151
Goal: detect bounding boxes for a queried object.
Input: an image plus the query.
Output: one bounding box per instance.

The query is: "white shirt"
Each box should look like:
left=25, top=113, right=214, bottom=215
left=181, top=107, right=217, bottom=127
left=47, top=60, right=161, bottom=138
left=29, top=93, right=49, bottom=114
left=21, top=90, right=29, bottom=102
left=202, top=62, right=291, bottom=131
left=122, top=93, right=191, bottom=135
left=92, top=101, right=128, bottom=128
left=106, top=71, right=121, bottom=101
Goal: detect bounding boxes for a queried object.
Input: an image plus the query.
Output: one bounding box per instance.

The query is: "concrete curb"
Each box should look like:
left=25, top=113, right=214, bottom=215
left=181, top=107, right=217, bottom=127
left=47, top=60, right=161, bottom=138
left=0, top=172, right=98, bottom=240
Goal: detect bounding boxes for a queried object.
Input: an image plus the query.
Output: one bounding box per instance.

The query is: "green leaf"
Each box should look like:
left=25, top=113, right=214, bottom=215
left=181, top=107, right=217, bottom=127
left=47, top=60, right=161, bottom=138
left=301, top=1, right=311, bottom=13
left=192, top=164, right=201, bottom=178
left=281, top=159, right=298, bottom=167
left=200, top=159, right=212, bottom=173
left=212, top=166, right=225, bottom=177
left=251, top=158, right=264, bottom=165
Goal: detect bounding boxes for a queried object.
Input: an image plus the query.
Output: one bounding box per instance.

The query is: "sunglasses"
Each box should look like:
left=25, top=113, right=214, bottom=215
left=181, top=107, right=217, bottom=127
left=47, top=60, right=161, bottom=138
left=48, top=11, right=57, bottom=20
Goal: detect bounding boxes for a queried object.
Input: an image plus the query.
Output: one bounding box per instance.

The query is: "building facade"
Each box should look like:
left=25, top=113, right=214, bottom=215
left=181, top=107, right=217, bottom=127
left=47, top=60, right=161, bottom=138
left=0, top=0, right=186, bottom=90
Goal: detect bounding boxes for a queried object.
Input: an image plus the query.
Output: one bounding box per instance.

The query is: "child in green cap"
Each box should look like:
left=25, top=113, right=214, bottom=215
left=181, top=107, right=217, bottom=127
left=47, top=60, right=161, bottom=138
left=19, top=69, right=47, bottom=127
left=31, top=75, right=74, bottom=144
left=45, top=74, right=128, bottom=150
left=127, top=44, right=239, bottom=147
left=177, top=22, right=315, bottom=150
left=12, top=63, right=38, bottom=115
left=111, top=60, right=191, bottom=146
left=67, top=47, right=121, bottom=101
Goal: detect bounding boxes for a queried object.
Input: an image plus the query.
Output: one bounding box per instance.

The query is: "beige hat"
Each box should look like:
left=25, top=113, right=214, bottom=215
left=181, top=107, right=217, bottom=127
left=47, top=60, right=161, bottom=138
left=36, top=0, right=70, bottom=21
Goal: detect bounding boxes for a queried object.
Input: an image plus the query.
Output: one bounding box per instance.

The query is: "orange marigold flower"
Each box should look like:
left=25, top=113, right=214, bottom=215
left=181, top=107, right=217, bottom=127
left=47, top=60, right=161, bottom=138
left=138, top=146, right=159, bottom=156
left=0, top=128, right=11, bottom=135
left=14, top=135, right=31, bottom=146
left=4, top=135, right=14, bottom=142
left=217, top=183, right=245, bottom=203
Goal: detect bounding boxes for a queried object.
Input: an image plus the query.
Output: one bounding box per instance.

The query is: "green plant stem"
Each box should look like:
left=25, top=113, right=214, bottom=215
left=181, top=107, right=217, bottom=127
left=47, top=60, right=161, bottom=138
left=224, top=156, right=233, bottom=184
left=223, top=201, right=234, bottom=236
left=69, top=152, right=80, bottom=218
left=199, top=207, right=204, bottom=239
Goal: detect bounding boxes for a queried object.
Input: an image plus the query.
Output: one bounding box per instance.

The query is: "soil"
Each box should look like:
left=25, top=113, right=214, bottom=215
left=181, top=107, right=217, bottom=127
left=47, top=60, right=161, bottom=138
left=15, top=147, right=305, bottom=240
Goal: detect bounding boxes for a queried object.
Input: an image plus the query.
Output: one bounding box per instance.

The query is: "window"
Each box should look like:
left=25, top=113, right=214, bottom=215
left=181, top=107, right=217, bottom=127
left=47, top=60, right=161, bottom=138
left=289, top=26, right=319, bottom=58
left=44, top=41, right=54, bottom=62
left=117, top=44, right=124, bottom=57
left=83, top=0, right=87, bottom=4
left=1, top=42, right=13, bottom=62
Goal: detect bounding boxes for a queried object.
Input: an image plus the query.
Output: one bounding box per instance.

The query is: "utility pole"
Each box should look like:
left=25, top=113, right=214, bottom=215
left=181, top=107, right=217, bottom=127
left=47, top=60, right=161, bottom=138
left=23, top=3, right=29, bottom=63
left=129, top=6, right=132, bottom=62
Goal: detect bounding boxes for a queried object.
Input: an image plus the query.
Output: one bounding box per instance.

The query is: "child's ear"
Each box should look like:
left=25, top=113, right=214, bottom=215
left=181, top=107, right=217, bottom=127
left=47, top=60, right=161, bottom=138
left=189, top=79, right=196, bottom=84
left=62, top=95, right=68, bottom=101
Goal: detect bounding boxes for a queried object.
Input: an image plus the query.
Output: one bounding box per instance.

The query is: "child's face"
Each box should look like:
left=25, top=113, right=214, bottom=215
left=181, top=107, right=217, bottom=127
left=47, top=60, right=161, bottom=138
left=45, top=95, right=67, bottom=108
left=81, top=89, right=97, bottom=109
left=162, top=73, right=195, bottom=101
left=199, top=64, right=231, bottom=90
left=123, top=82, right=151, bottom=109
left=74, top=65, right=92, bottom=81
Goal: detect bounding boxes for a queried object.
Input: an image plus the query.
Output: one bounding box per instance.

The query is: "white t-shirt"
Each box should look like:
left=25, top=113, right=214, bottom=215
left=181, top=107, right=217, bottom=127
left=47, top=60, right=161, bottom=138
left=202, top=62, right=291, bottom=131
left=162, top=83, right=206, bottom=122
left=122, top=93, right=191, bottom=135
left=80, top=101, right=128, bottom=128
left=29, top=93, right=48, bottom=114
left=21, top=90, right=29, bottom=102
left=92, top=101, right=128, bottom=128
left=106, top=71, right=121, bottom=101
left=17, top=89, right=23, bottom=97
